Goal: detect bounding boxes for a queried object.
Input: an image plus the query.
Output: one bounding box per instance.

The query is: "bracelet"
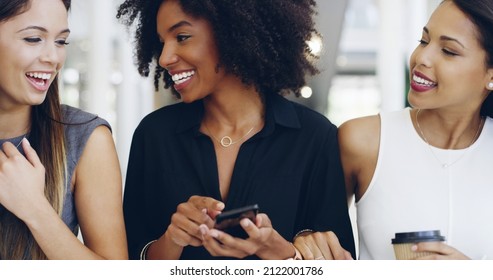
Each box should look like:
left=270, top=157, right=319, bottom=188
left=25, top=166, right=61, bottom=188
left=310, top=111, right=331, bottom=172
left=293, top=229, right=314, bottom=240
left=140, top=240, right=157, bottom=260
left=285, top=242, right=302, bottom=260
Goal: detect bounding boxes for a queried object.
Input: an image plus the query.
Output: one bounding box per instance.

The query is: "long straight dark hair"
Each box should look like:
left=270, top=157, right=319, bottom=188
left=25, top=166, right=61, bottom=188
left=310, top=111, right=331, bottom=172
left=0, top=0, right=71, bottom=260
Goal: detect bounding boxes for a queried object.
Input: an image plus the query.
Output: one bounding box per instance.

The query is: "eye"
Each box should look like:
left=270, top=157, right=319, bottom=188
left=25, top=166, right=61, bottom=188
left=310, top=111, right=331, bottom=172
left=24, top=37, right=42, bottom=43
left=177, top=34, right=191, bottom=42
left=55, top=39, right=69, bottom=46
left=442, top=48, right=458, bottom=56
left=418, top=39, right=429, bottom=45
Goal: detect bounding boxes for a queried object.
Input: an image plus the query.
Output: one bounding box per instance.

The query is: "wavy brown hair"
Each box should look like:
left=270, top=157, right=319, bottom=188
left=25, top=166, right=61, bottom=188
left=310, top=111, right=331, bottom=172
left=0, top=0, right=70, bottom=260
left=117, top=0, right=319, bottom=98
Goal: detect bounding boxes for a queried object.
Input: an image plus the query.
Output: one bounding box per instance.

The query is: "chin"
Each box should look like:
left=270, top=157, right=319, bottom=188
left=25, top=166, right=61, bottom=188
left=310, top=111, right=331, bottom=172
left=28, top=95, right=48, bottom=106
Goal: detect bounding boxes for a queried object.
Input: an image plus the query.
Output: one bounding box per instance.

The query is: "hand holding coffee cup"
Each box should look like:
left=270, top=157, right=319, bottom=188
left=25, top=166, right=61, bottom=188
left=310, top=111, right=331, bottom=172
left=391, top=230, right=446, bottom=260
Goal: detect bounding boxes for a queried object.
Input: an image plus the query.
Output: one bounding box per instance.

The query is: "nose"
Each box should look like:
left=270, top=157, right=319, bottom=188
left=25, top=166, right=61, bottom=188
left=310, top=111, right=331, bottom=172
left=40, top=43, right=65, bottom=65
left=158, top=43, right=179, bottom=69
left=411, top=43, right=432, bottom=68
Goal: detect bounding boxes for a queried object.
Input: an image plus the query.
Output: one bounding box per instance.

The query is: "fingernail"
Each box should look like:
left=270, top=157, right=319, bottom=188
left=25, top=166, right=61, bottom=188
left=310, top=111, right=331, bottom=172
left=23, top=138, right=30, bottom=146
left=199, top=225, right=207, bottom=235
left=411, top=244, right=418, bottom=251
left=210, top=230, right=219, bottom=238
left=201, top=208, right=207, bottom=214
left=216, top=202, right=225, bottom=210
left=241, top=218, right=250, bottom=227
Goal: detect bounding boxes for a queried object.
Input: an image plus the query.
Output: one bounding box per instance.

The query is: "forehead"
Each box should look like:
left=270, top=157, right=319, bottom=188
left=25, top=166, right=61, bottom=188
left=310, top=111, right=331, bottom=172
left=156, top=0, right=213, bottom=37
left=0, top=0, right=68, bottom=30
left=426, top=1, right=481, bottom=48
left=157, top=0, right=188, bottom=29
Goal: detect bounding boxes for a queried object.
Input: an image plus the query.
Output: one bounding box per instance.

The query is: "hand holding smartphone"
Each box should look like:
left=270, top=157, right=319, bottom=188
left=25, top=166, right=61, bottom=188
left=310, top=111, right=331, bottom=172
left=214, top=204, right=259, bottom=239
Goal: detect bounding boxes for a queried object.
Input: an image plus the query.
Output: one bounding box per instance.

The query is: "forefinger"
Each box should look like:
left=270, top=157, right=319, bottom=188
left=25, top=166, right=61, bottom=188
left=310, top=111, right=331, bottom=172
left=189, top=196, right=224, bottom=215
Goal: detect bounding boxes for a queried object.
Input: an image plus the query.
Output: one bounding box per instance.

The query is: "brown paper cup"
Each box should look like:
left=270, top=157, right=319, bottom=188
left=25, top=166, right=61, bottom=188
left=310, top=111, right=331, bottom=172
left=391, top=230, right=445, bottom=260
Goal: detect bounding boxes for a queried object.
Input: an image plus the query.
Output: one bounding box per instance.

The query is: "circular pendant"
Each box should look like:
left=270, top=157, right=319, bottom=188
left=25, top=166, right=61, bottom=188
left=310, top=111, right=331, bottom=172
left=220, top=136, right=233, bottom=147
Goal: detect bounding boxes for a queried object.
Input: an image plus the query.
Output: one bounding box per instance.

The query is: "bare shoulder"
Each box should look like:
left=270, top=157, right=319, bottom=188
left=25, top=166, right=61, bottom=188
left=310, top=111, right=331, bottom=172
left=338, top=115, right=380, bottom=200
left=338, top=114, right=380, bottom=158
left=73, top=125, right=121, bottom=188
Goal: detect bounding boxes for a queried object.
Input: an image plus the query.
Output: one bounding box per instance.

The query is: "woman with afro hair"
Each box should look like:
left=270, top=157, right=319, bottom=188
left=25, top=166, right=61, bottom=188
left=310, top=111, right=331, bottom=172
left=117, top=0, right=355, bottom=260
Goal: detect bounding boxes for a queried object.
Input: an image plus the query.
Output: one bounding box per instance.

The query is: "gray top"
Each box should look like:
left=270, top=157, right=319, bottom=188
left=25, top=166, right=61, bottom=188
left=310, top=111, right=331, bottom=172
left=0, top=105, right=110, bottom=236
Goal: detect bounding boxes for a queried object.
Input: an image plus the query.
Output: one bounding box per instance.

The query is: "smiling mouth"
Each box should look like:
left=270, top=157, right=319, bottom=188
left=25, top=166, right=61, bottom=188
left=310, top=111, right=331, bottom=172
left=171, top=70, right=195, bottom=85
left=26, top=72, right=52, bottom=86
left=412, top=74, right=437, bottom=87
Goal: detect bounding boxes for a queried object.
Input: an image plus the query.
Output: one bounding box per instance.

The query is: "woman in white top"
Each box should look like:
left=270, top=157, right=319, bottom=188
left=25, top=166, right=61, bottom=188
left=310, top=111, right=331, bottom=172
left=294, top=0, right=493, bottom=260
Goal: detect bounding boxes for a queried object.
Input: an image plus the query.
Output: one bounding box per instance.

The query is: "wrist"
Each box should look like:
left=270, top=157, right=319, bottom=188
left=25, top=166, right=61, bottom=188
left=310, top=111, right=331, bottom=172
left=294, top=229, right=314, bottom=240
left=257, top=231, right=294, bottom=260
left=140, top=240, right=157, bottom=260
left=285, top=242, right=303, bottom=260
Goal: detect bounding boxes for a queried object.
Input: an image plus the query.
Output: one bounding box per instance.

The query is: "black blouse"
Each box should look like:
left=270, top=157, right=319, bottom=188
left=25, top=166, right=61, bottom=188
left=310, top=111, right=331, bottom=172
left=123, top=93, right=355, bottom=259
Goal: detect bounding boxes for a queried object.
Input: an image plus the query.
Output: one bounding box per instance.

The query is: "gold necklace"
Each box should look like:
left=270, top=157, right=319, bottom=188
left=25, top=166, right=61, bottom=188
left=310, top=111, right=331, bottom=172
left=204, top=124, right=254, bottom=148
left=415, top=109, right=484, bottom=168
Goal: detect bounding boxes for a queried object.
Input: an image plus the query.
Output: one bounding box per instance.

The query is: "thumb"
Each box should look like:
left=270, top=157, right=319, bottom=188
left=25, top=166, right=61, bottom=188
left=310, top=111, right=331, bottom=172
left=22, top=138, right=42, bottom=168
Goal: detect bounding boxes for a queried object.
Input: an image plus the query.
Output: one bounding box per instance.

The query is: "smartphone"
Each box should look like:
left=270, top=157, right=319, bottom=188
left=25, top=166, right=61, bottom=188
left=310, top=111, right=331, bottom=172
left=214, top=204, right=259, bottom=239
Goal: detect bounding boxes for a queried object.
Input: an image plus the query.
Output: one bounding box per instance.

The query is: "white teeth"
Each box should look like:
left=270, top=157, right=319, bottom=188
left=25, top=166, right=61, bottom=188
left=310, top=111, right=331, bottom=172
left=413, top=74, right=436, bottom=86
left=171, top=70, right=195, bottom=84
left=27, top=72, right=52, bottom=80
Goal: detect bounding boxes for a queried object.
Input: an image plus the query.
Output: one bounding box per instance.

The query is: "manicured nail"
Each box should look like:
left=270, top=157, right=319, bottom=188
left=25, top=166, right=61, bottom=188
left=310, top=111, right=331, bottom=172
left=210, top=230, right=219, bottom=238
left=199, top=225, right=207, bottom=235
left=241, top=218, right=250, bottom=227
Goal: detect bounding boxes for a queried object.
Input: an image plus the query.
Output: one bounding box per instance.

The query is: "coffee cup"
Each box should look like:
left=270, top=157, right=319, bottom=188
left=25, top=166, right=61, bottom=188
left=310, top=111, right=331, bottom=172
left=391, top=230, right=446, bottom=260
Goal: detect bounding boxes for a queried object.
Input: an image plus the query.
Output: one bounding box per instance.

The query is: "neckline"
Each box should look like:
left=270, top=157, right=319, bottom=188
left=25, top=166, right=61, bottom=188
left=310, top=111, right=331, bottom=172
left=408, top=108, right=486, bottom=152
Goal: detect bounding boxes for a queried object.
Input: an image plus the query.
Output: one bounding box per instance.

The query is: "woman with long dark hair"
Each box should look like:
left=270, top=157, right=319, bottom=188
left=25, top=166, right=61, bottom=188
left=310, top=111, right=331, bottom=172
left=298, top=0, right=493, bottom=260
left=0, top=0, right=127, bottom=259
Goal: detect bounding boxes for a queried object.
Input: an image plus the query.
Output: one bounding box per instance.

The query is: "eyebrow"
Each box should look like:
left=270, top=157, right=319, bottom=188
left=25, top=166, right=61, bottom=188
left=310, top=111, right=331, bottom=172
left=423, top=27, right=465, bottom=49
left=17, top=25, right=70, bottom=35
left=168, top=20, right=192, bottom=33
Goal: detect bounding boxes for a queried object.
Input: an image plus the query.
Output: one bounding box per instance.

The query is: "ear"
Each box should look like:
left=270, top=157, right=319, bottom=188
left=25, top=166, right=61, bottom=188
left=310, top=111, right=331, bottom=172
left=487, top=68, right=493, bottom=91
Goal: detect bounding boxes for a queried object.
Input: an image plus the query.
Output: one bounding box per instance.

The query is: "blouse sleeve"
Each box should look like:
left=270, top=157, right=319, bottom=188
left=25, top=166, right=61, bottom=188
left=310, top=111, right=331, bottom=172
left=295, top=124, right=356, bottom=258
left=123, top=125, right=151, bottom=260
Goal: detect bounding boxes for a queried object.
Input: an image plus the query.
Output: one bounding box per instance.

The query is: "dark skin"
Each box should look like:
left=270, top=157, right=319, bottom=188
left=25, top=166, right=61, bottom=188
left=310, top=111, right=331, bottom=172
left=145, top=0, right=295, bottom=260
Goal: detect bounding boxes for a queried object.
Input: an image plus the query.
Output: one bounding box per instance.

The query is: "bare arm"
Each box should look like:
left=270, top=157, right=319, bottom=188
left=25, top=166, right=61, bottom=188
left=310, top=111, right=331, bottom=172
left=2, top=126, right=127, bottom=259
left=72, top=125, right=128, bottom=259
left=338, top=115, right=380, bottom=203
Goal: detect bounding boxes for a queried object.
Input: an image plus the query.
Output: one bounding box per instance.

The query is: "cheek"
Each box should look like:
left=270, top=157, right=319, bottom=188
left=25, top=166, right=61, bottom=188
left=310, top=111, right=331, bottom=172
left=58, top=50, right=67, bottom=67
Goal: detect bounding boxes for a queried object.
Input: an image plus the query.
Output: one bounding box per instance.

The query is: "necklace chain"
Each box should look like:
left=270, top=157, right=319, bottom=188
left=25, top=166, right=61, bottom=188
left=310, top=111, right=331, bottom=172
left=415, top=109, right=483, bottom=168
left=204, top=124, right=254, bottom=148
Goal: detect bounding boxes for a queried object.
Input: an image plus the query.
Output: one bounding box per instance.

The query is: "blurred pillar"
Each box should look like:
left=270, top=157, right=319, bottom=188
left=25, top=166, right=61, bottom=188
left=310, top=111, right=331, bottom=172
left=86, top=0, right=113, bottom=118
left=376, top=0, right=406, bottom=112
left=288, top=0, right=349, bottom=116
left=115, top=28, right=154, bottom=181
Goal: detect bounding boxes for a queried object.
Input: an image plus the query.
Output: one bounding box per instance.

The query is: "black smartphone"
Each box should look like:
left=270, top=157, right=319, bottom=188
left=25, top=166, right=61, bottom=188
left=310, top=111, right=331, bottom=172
left=214, top=204, right=259, bottom=239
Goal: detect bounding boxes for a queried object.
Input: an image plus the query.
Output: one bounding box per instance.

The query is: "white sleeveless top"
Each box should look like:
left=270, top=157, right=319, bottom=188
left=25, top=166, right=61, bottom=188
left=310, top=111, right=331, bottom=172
left=357, top=108, right=493, bottom=259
